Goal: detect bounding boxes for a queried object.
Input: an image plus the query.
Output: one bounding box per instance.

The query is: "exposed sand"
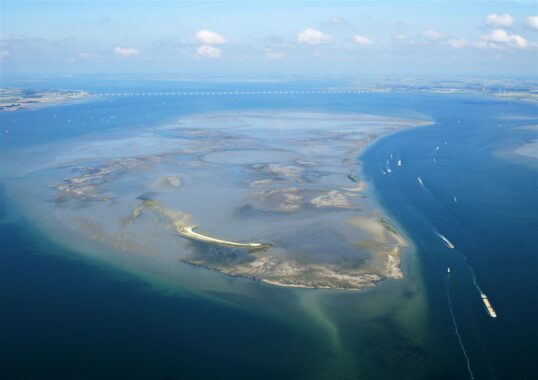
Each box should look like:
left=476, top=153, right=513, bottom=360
left=177, top=225, right=270, bottom=249
left=35, top=111, right=430, bottom=290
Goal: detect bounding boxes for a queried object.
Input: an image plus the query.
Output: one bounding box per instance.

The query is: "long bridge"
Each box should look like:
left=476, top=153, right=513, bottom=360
left=93, top=89, right=379, bottom=97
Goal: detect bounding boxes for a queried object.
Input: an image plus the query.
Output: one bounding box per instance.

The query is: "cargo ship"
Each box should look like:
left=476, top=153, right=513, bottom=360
left=481, top=293, right=497, bottom=318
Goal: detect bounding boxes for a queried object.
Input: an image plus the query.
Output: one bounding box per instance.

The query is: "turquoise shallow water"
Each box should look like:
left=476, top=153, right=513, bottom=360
left=1, top=80, right=537, bottom=379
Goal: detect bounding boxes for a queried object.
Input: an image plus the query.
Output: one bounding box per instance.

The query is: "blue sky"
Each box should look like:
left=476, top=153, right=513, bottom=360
left=1, top=1, right=537, bottom=77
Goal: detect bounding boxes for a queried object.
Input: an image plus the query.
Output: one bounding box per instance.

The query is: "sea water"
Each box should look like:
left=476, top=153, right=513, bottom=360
left=1, top=79, right=537, bottom=379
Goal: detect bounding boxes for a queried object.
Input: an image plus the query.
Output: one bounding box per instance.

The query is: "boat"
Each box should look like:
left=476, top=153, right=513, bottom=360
left=481, top=293, right=497, bottom=318
left=435, top=231, right=455, bottom=249
left=447, top=267, right=451, bottom=273
left=397, top=160, right=402, bottom=167
left=417, top=177, right=424, bottom=186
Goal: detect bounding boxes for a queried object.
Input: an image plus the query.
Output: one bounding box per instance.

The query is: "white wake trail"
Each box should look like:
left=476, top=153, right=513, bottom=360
left=447, top=271, right=475, bottom=380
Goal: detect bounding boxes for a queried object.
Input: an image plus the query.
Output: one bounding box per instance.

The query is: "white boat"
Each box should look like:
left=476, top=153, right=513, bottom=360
left=417, top=177, right=424, bottom=186
left=397, top=160, right=402, bottom=167
left=447, top=267, right=451, bottom=273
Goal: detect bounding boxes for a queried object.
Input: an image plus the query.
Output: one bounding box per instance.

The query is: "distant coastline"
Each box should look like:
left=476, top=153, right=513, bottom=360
left=0, top=88, right=89, bottom=112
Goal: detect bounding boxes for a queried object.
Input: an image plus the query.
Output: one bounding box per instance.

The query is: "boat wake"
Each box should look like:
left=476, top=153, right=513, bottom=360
left=385, top=160, right=392, bottom=174
left=417, top=176, right=430, bottom=191
left=434, top=230, right=455, bottom=249
left=466, top=259, right=497, bottom=319
left=447, top=269, right=475, bottom=380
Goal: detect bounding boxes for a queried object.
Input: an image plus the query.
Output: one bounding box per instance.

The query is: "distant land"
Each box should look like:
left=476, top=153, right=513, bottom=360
left=0, top=88, right=88, bottom=111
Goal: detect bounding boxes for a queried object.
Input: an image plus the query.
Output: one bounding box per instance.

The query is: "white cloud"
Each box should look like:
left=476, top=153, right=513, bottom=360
left=511, top=35, right=529, bottom=48
left=526, top=16, right=538, bottom=30
left=78, top=52, right=98, bottom=60
left=330, top=16, right=348, bottom=25
left=447, top=38, right=469, bottom=48
left=114, top=47, right=140, bottom=58
left=196, top=45, right=221, bottom=59
left=422, top=29, right=446, bottom=40
left=393, top=34, right=408, bottom=41
left=195, top=30, right=227, bottom=45
left=0, top=50, right=10, bottom=60
left=265, top=48, right=285, bottom=60
left=353, top=35, right=374, bottom=45
left=482, top=29, right=528, bottom=48
left=486, top=13, right=514, bottom=27
left=297, top=28, right=331, bottom=45
left=473, top=41, right=501, bottom=50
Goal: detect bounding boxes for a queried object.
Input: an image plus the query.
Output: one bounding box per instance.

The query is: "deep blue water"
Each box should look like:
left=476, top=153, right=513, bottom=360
left=1, top=81, right=537, bottom=379
left=361, top=95, right=538, bottom=379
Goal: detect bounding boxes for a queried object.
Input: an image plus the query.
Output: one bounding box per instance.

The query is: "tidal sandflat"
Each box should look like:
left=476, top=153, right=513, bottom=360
left=15, top=111, right=431, bottom=290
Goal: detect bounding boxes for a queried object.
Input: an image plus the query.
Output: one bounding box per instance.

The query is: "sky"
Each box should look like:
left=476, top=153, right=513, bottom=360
left=1, top=1, right=537, bottom=78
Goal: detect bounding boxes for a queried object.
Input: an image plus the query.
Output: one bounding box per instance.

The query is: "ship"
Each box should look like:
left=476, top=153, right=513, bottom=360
left=481, top=293, right=497, bottom=318
left=447, top=267, right=451, bottom=273
left=397, top=159, right=402, bottom=167
left=417, top=177, right=424, bottom=186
